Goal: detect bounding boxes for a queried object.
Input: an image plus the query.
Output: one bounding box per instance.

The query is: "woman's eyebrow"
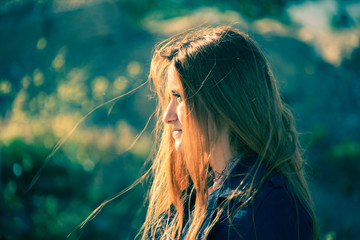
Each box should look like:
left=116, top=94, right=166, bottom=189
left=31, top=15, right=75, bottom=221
left=171, top=89, right=180, bottom=94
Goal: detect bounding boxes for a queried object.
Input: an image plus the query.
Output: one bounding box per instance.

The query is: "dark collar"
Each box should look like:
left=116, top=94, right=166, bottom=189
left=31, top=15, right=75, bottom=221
left=218, top=150, right=263, bottom=198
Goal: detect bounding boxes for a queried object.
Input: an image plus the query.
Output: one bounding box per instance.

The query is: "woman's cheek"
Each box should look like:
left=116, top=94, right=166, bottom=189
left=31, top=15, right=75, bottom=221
left=177, top=103, right=184, bottom=125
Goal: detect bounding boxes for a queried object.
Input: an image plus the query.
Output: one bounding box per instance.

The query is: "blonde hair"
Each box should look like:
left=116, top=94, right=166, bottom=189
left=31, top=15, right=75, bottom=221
left=142, top=26, right=318, bottom=240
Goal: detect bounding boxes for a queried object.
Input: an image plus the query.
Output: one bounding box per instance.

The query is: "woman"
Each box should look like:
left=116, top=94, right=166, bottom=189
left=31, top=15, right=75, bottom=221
left=141, top=26, right=318, bottom=240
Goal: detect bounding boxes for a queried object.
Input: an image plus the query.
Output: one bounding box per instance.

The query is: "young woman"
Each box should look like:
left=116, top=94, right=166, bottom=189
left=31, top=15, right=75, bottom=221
left=141, top=26, right=318, bottom=240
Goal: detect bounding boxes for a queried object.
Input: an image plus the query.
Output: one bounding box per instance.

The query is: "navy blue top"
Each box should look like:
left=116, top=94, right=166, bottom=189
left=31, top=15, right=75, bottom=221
left=206, top=173, right=313, bottom=239
left=181, top=151, right=313, bottom=240
left=151, top=151, right=313, bottom=239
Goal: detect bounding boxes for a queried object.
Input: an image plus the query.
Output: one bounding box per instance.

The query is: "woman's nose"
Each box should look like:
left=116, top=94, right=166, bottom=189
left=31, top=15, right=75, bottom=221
left=163, top=102, right=177, bottom=124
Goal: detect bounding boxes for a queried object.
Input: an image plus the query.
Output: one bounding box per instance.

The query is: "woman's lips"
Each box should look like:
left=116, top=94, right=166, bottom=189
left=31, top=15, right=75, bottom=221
left=172, top=129, right=182, bottom=137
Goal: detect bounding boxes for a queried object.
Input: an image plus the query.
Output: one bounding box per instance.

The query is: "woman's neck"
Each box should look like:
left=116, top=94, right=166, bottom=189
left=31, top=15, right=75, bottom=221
left=209, top=130, right=233, bottom=179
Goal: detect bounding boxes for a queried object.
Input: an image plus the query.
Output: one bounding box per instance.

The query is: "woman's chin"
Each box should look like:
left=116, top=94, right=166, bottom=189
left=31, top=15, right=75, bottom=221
left=174, top=141, right=183, bottom=152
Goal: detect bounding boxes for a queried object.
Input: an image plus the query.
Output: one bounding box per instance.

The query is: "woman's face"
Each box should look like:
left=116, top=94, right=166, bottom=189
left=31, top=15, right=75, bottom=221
left=163, top=64, right=184, bottom=152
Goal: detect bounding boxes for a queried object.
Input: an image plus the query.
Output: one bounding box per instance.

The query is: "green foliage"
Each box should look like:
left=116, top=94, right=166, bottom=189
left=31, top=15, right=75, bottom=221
left=1, top=122, right=149, bottom=239
left=329, top=140, right=360, bottom=161
left=0, top=3, right=153, bottom=236
left=327, top=140, right=360, bottom=195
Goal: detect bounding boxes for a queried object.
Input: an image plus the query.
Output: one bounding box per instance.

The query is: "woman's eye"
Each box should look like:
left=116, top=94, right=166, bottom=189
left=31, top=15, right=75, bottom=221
left=173, top=94, right=182, bottom=103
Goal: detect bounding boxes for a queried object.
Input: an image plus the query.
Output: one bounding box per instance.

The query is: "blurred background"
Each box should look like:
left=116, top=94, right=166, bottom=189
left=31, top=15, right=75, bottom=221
left=0, top=0, right=359, bottom=239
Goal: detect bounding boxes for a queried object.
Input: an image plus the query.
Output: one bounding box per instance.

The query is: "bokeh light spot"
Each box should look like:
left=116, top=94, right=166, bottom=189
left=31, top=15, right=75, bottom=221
left=83, top=158, right=95, bottom=172
left=52, top=54, right=65, bottom=70
left=67, top=68, right=87, bottom=83
left=0, top=79, right=12, bottom=94
left=52, top=115, right=76, bottom=137
left=22, top=75, right=31, bottom=88
left=113, top=76, right=128, bottom=93
left=33, top=69, right=44, bottom=86
left=37, top=37, right=47, bottom=50
left=29, top=98, right=37, bottom=112
left=92, top=76, right=109, bottom=98
left=51, top=47, right=67, bottom=71
left=126, top=61, right=142, bottom=77
left=13, top=163, right=23, bottom=177
left=11, top=90, right=28, bottom=121
left=325, top=231, right=336, bottom=240
left=57, top=82, right=86, bottom=103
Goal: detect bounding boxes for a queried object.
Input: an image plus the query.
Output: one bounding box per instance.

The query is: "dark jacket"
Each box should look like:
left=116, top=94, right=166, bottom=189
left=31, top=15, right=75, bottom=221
left=151, top=151, right=313, bottom=239
left=180, top=151, right=313, bottom=240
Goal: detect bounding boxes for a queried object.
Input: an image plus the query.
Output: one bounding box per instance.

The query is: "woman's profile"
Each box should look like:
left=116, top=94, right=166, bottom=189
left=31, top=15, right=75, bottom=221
left=140, top=25, right=319, bottom=240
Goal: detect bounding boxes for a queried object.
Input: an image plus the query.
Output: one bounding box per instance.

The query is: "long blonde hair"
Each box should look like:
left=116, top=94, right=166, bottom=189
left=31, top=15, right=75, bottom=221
left=142, top=26, right=318, bottom=240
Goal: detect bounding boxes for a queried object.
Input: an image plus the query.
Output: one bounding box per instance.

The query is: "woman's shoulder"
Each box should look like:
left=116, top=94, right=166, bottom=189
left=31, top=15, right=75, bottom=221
left=209, top=174, right=313, bottom=240
left=250, top=174, right=313, bottom=239
left=254, top=173, right=293, bottom=206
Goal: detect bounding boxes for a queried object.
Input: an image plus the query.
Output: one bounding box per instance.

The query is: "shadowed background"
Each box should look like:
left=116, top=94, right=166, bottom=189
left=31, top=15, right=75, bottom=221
left=0, top=0, right=359, bottom=239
